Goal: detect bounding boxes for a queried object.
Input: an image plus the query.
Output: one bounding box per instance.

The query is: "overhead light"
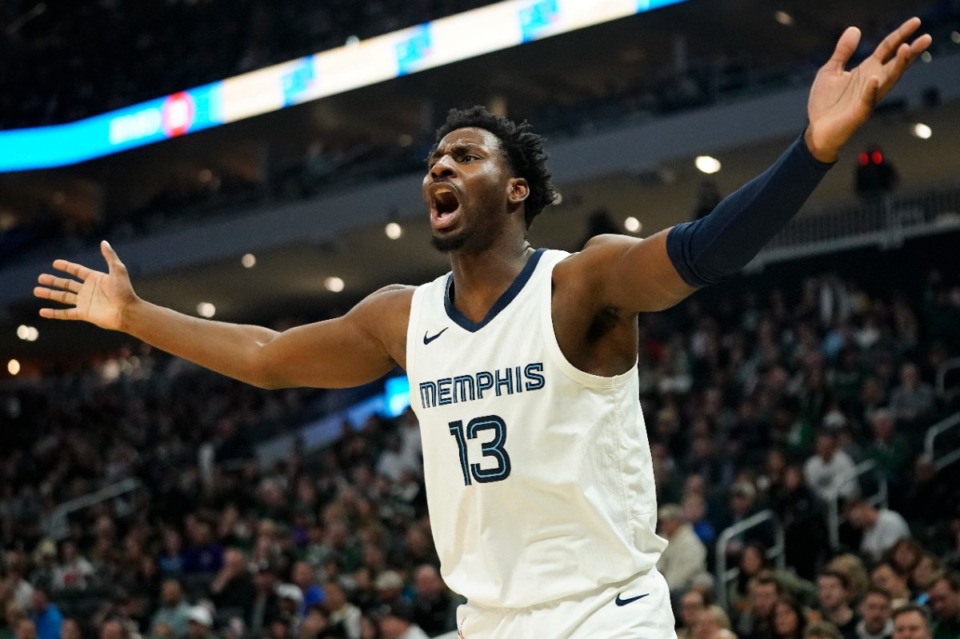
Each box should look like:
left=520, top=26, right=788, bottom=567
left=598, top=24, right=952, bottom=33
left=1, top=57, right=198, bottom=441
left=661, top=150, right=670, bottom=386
left=624, top=217, right=642, bottom=233
left=197, top=302, right=216, bottom=318
left=385, top=222, right=403, bottom=239
left=695, top=155, right=722, bottom=174
left=325, top=277, right=345, bottom=293
left=774, top=10, right=793, bottom=26
left=951, top=31, right=960, bottom=44
left=911, top=123, right=932, bottom=139
left=7, top=360, right=20, bottom=376
left=921, top=51, right=932, bottom=63
left=346, top=35, right=360, bottom=46
left=241, top=253, right=257, bottom=268
left=17, top=325, right=38, bottom=342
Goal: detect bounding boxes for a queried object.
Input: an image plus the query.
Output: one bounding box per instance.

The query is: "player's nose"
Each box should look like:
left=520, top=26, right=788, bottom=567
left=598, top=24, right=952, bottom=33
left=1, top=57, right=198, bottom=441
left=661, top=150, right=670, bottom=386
left=429, top=155, right=457, bottom=180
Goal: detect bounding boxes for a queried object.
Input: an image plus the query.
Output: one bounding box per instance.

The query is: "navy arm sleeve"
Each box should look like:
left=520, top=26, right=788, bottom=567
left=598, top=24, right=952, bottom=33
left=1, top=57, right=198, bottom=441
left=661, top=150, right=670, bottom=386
left=666, top=133, right=834, bottom=288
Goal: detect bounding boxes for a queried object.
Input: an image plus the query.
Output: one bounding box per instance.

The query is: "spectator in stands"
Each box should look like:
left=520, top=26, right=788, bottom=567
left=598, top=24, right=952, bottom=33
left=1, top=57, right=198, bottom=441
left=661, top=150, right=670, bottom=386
left=683, top=491, right=717, bottom=548
left=891, top=604, right=933, bottom=639
left=945, top=518, right=960, bottom=573
left=773, top=595, right=808, bottom=639
left=911, top=553, right=944, bottom=598
left=731, top=543, right=772, bottom=613
left=276, top=583, right=304, bottom=629
left=158, top=529, right=186, bottom=576
left=772, top=465, right=825, bottom=581
left=290, top=561, right=324, bottom=613
left=5, top=568, right=34, bottom=611
left=27, top=589, right=61, bottom=639
left=97, top=620, right=123, bottom=639
left=182, top=521, right=223, bottom=574
left=375, top=601, right=428, bottom=639
left=52, top=542, right=95, bottom=592
left=806, top=622, right=843, bottom=639
left=926, top=572, right=960, bottom=639
left=826, top=555, right=870, bottom=605
left=804, top=430, right=858, bottom=503
left=863, top=409, right=911, bottom=485
left=208, top=548, right=255, bottom=614
left=374, top=570, right=405, bottom=610
left=248, top=564, right=281, bottom=632
left=817, top=569, right=860, bottom=639
left=846, top=499, right=911, bottom=563
left=889, top=539, right=924, bottom=582
left=889, top=363, right=936, bottom=428
left=695, top=605, right=736, bottom=639
left=323, top=581, right=361, bottom=639
left=185, top=607, right=214, bottom=639
left=1, top=602, right=26, bottom=639
left=58, top=619, right=82, bottom=639
left=657, top=504, right=708, bottom=595
left=678, top=588, right=708, bottom=639
left=410, top=564, right=457, bottom=637
left=869, top=561, right=912, bottom=610
left=735, top=571, right=780, bottom=639
left=13, top=620, right=36, bottom=639
left=721, top=481, right=775, bottom=558
left=856, top=586, right=893, bottom=639
left=149, top=580, right=191, bottom=637
left=901, top=456, right=955, bottom=544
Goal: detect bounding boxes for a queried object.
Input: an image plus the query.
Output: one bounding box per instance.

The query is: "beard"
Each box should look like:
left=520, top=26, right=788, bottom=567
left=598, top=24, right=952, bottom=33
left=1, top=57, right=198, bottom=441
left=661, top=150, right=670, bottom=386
left=431, top=232, right=468, bottom=253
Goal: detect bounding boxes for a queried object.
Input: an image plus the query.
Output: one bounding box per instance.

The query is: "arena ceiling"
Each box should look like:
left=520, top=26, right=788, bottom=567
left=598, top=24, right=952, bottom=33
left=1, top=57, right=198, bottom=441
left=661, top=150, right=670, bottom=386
left=2, top=0, right=957, bottom=369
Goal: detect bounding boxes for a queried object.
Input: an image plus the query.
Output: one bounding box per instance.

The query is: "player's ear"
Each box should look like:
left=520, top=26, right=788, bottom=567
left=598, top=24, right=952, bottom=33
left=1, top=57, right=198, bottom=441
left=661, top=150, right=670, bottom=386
left=508, top=178, right=529, bottom=204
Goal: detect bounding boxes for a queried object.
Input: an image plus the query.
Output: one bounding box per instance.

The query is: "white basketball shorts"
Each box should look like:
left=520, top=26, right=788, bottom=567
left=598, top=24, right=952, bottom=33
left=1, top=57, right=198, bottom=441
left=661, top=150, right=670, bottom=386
left=455, top=568, right=677, bottom=638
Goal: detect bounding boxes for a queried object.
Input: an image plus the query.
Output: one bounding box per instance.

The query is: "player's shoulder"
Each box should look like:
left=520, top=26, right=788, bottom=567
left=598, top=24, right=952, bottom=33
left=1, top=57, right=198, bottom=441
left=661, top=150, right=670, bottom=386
left=357, top=284, right=416, bottom=313
left=552, top=233, right=639, bottom=283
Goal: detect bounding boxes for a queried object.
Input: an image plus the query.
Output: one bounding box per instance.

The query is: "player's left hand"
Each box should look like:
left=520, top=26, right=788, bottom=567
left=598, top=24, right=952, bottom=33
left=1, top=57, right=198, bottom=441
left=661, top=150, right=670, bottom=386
left=805, top=17, right=932, bottom=163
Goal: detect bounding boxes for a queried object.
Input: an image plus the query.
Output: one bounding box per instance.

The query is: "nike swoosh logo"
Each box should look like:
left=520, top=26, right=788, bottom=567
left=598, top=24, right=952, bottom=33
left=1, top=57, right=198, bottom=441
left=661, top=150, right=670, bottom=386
left=423, top=327, right=449, bottom=345
left=614, top=593, right=650, bottom=606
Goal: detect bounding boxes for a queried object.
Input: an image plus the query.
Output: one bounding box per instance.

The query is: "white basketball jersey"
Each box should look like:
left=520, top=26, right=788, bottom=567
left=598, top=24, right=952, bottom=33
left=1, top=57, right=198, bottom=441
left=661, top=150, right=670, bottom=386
left=406, top=249, right=666, bottom=609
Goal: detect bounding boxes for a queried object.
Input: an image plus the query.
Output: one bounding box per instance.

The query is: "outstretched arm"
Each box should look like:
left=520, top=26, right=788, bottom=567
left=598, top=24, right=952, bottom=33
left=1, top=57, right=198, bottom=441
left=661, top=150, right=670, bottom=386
left=575, top=18, right=931, bottom=314
left=35, top=241, right=411, bottom=389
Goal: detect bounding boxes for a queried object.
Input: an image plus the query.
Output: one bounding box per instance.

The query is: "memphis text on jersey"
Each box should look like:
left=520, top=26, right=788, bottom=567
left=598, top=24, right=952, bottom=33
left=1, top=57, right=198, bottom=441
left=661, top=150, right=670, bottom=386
left=418, top=362, right=545, bottom=409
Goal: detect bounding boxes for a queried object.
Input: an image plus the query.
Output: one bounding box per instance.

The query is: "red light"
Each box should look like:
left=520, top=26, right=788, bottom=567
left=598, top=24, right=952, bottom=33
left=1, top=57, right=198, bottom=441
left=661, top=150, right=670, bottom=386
left=858, top=152, right=869, bottom=166
left=161, top=92, right=196, bottom=138
left=871, top=151, right=884, bottom=165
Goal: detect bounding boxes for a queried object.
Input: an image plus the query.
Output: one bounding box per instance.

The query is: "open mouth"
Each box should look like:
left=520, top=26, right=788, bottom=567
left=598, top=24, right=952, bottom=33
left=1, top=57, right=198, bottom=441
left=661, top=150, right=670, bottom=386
left=429, top=184, right=461, bottom=229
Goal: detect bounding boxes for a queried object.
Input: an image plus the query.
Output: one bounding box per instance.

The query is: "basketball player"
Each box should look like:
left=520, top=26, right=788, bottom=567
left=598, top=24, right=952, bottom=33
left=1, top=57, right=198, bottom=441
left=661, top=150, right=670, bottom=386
left=35, top=19, right=930, bottom=638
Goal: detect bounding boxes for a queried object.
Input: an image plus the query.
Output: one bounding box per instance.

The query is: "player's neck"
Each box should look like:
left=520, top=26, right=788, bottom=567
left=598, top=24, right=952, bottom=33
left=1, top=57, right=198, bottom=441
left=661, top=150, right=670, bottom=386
left=448, top=239, right=535, bottom=323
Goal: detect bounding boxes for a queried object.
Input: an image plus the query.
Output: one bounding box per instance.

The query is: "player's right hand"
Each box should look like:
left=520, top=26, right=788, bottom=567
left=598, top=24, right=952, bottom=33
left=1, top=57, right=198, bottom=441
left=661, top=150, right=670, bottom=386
left=34, top=240, right=138, bottom=331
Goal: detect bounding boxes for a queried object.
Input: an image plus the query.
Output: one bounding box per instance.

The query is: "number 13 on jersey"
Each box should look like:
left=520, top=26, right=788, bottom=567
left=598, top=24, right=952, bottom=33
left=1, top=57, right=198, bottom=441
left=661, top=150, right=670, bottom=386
left=448, top=415, right=512, bottom=485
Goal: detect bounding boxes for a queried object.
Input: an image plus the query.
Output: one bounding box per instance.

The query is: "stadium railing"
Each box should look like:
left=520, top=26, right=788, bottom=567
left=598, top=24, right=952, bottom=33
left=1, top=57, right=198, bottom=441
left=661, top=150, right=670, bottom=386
left=714, top=509, right=785, bottom=611
left=937, top=357, right=960, bottom=400
left=924, top=412, right=960, bottom=472
left=44, top=477, right=143, bottom=541
left=825, top=460, right=888, bottom=550
left=752, top=186, right=960, bottom=269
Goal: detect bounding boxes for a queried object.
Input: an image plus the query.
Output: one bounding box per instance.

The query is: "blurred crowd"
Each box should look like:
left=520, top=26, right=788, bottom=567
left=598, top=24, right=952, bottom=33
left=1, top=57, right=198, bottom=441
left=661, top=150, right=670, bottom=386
left=3, top=0, right=959, bottom=131
left=4, top=1, right=960, bottom=267
left=0, top=0, right=501, bottom=129
left=1, top=241, right=960, bottom=639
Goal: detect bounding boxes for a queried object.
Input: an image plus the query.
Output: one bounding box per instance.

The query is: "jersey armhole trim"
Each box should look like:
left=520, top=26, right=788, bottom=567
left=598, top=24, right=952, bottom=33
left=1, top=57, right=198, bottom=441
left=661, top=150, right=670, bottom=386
left=539, top=250, right=638, bottom=390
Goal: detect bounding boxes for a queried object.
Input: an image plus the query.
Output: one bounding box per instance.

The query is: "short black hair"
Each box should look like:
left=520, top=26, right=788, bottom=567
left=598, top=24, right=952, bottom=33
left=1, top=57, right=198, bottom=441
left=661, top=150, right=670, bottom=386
left=431, top=105, right=558, bottom=228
